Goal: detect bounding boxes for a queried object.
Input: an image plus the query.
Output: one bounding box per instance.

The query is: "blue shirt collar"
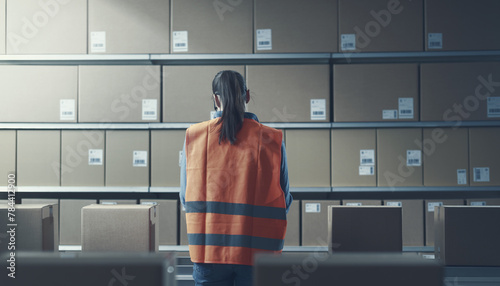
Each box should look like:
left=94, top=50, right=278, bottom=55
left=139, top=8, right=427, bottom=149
left=214, top=111, right=260, bottom=123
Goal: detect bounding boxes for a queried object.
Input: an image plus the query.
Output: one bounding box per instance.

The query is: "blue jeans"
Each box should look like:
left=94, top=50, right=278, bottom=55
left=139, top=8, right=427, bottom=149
left=193, top=263, right=253, bottom=286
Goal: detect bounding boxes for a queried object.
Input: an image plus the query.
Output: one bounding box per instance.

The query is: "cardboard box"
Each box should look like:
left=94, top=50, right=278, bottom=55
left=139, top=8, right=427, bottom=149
left=79, top=66, right=161, bottom=123
left=60, top=199, right=96, bottom=245
left=334, top=64, right=419, bottom=122
left=0, top=204, right=55, bottom=251
left=0, top=0, right=5, bottom=55
left=6, top=0, right=86, bottom=54
left=254, top=0, right=337, bottom=53
left=342, top=200, right=381, bottom=206
left=88, top=0, right=169, bottom=54
left=61, top=131, right=105, bottom=187
left=171, top=0, right=252, bottom=54
left=141, top=200, right=178, bottom=245
left=435, top=206, right=500, bottom=266
left=466, top=199, right=500, bottom=206
left=328, top=206, right=402, bottom=252
left=420, top=62, right=500, bottom=121
left=17, top=131, right=61, bottom=186
left=0, top=131, right=16, bottom=187
left=424, top=199, right=463, bottom=246
left=105, top=131, right=149, bottom=187
left=423, top=128, right=469, bottom=186
left=384, top=200, right=424, bottom=247
left=0, top=66, right=78, bottom=122
left=284, top=200, right=300, bottom=247
left=469, top=127, right=500, bottom=186
left=162, top=65, right=245, bottom=123
left=82, top=204, right=158, bottom=252
left=339, top=0, right=423, bottom=52
left=332, top=129, right=377, bottom=187
left=425, top=0, right=500, bottom=51
left=246, top=65, right=330, bottom=122
left=21, top=199, right=59, bottom=249
left=301, top=200, right=340, bottom=246
left=151, top=130, right=186, bottom=187
left=377, top=129, right=423, bottom=187
left=285, top=130, right=330, bottom=187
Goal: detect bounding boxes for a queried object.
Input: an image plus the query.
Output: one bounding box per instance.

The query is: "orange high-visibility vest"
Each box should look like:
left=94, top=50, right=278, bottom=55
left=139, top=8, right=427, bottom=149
left=185, top=117, right=287, bottom=266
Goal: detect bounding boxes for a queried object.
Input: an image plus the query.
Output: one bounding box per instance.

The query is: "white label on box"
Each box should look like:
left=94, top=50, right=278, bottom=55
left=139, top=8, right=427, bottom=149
left=457, top=169, right=467, bottom=185
left=173, top=31, right=188, bottom=52
left=133, top=151, right=148, bottom=167
left=406, top=150, right=422, bottom=167
left=386, top=202, right=402, bottom=207
left=311, top=99, right=326, bottom=120
left=428, top=33, right=443, bottom=49
left=471, top=201, right=487, bottom=206
left=346, top=203, right=362, bottom=206
left=142, top=99, right=157, bottom=120
left=360, top=150, right=375, bottom=166
left=88, top=149, right=103, bottom=166
left=178, top=150, right=183, bottom=167
left=428, top=202, right=443, bottom=212
left=210, top=111, right=217, bottom=120
left=473, top=167, right=490, bottom=182
left=256, top=29, right=272, bottom=50
left=305, top=203, right=321, bottom=213
left=383, top=110, right=398, bottom=120
left=359, top=166, right=374, bottom=176
left=60, top=99, right=75, bottom=121
left=91, top=31, right=106, bottom=53
left=341, top=34, right=356, bottom=51
left=398, top=98, right=414, bottom=119
left=487, top=97, right=500, bottom=118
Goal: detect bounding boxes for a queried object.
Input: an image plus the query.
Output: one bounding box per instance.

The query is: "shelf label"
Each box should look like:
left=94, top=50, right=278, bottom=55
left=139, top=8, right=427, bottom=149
left=359, top=166, right=374, bottom=176
left=341, top=34, right=356, bottom=51
left=173, top=31, right=188, bottom=52
left=471, top=201, right=487, bottom=206
left=256, top=29, right=272, bottom=51
left=88, top=149, right=103, bottom=166
left=473, top=167, right=490, bottom=182
left=305, top=203, right=321, bottom=213
left=428, top=202, right=443, bottom=212
left=406, top=150, right=422, bottom=167
left=142, top=99, right=157, bottom=121
left=311, top=99, right=326, bottom=120
left=428, top=33, right=443, bottom=49
left=133, top=151, right=148, bottom=167
left=386, top=202, right=402, bottom=207
left=383, top=110, right=398, bottom=120
left=457, top=169, right=467, bottom=185
left=398, top=98, right=414, bottom=119
left=60, top=99, right=75, bottom=121
left=487, top=97, right=500, bottom=118
left=360, top=150, right=375, bottom=166
left=346, top=202, right=362, bottom=206
left=91, top=31, right=106, bottom=53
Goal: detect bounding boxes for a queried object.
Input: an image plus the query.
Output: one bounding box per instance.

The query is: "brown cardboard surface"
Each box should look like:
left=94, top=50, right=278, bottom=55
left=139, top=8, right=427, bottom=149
left=6, top=0, right=86, bottom=54
left=425, top=0, right=500, bottom=51
left=339, top=0, right=423, bottom=52
left=171, top=0, right=252, bottom=54
left=60, top=199, right=96, bottom=245
left=284, top=200, right=300, bottom=246
left=0, top=131, right=16, bottom=186
left=0, top=0, right=5, bottom=54
left=469, top=127, right=500, bottom=186
left=466, top=199, right=500, bottom=206
left=342, top=200, right=381, bottom=206
left=79, top=65, right=161, bottom=123
left=88, top=0, right=169, bottom=53
left=140, top=200, right=178, bottom=245
left=21, top=199, right=59, bottom=249
left=384, top=200, right=424, bottom=247
left=0, top=66, right=78, bottom=122
left=423, top=128, right=469, bottom=186
left=334, top=64, right=419, bottom=122
left=17, top=130, right=61, bottom=186
left=328, top=206, right=402, bottom=252
left=162, top=65, right=245, bottom=123
left=332, top=129, right=376, bottom=187
left=420, top=62, right=500, bottom=121
left=82, top=204, right=158, bottom=252
left=246, top=65, right=330, bottom=122
left=151, top=130, right=186, bottom=187
left=105, top=131, right=149, bottom=187
left=377, top=129, right=423, bottom=187
left=301, top=200, right=340, bottom=246
left=285, top=130, right=330, bottom=187
left=424, top=199, right=464, bottom=246
left=61, top=130, right=105, bottom=187
left=254, top=0, right=337, bottom=53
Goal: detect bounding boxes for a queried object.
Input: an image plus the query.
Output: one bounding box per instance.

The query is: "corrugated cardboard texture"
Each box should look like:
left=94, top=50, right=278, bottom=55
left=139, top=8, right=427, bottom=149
left=61, top=130, right=105, bottom=186
left=342, top=200, right=381, bottom=206
left=420, top=62, right=500, bottom=121
left=301, top=200, right=340, bottom=246
left=467, top=199, right=500, bottom=206
left=151, top=130, right=185, bottom=187
left=334, top=64, right=419, bottom=122
left=0, top=66, right=78, bottom=122
left=332, top=129, right=377, bottom=187
left=384, top=200, right=424, bottom=246
left=286, top=130, right=331, bottom=187
left=141, top=200, right=178, bottom=245
left=0, top=131, right=15, bottom=185
left=22, top=199, right=59, bottom=249
left=17, top=130, right=61, bottom=186
left=377, top=129, right=423, bottom=187
left=284, top=200, right=300, bottom=246
left=82, top=204, right=158, bottom=252
left=246, top=65, right=330, bottom=122
left=105, top=131, right=149, bottom=186
left=171, top=0, right=252, bottom=53
left=60, top=199, right=96, bottom=245
left=88, top=0, right=169, bottom=53
left=79, top=66, right=161, bottom=123
left=425, top=0, right=500, bottom=51
left=469, top=127, right=500, bottom=186
left=424, top=199, right=464, bottom=246
left=162, top=65, right=245, bottom=123
left=423, top=128, right=469, bottom=186
left=255, top=0, right=337, bottom=53
left=0, top=0, right=5, bottom=54
left=339, top=0, right=423, bottom=52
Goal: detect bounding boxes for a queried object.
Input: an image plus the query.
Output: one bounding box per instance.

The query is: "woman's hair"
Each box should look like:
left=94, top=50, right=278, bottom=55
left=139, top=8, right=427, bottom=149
left=212, top=70, right=247, bottom=145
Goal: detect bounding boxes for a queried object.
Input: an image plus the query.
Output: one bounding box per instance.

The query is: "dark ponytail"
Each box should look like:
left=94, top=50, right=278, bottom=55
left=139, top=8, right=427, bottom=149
left=212, top=70, right=247, bottom=145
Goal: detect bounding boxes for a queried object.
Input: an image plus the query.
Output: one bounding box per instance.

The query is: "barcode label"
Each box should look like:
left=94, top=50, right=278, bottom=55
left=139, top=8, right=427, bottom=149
left=175, top=43, right=186, bottom=47
left=398, top=98, right=414, bottom=119
left=133, top=151, right=148, bottom=167
left=360, top=150, right=375, bottom=166
left=428, top=202, right=443, bottom=212
left=60, top=99, right=75, bottom=121
left=386, top=202, right=402, bottom=207
left=407, top=150, right=422, bottom=167
left=313, top=111, right=324, bottom=115
left=88, top=149, right=103, bottom=166
left=62, top=112, right=73, bottom=115
left=359, top=166, right=374, bottom=176
left=473, top=167, right=490, bottom=182
left=341, top=34, right=356, bottom=51
left=311, top=99, right=326, bottom=120
left=93, top=43, right=104, bottom=48
left=361, top=159, right=373, bottom=164
left=256, top=29, right=272, bottom=50
left=428, top=33, right=443, bottom=49
left=457, top=169, right=467, bottom=185
left=305, top=203, right=321, bottom=213
left=89, top=158, right=101, bottom=163
left=383, top=110, right=398, bottom=120
left=487, top=97, right=500, bottom=118
left=471, top=201, right=486, bottom=206
left=258, top=41, right=270, bottom=46
left=91, top=31, right=106, bottom=53
left=142, top=99, right=157, bottom=120
left=173, top=31, right=188, bottom=52
left=346, top=203, right=362, bottom=206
